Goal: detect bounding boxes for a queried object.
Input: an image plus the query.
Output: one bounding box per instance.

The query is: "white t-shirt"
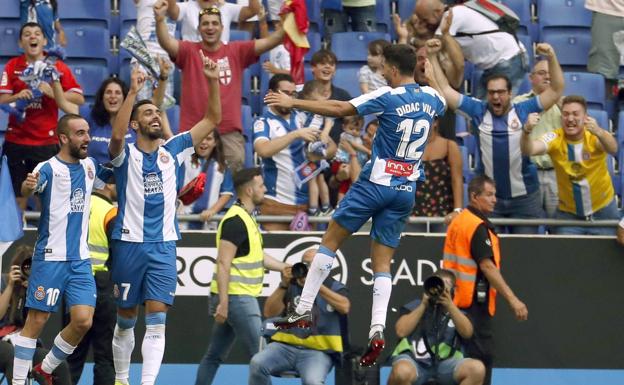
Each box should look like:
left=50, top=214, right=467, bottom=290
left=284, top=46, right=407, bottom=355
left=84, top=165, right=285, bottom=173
left=136, top=0, right=177, bottom=55
left=177, top=0, right=243, bottom=43
left=436, top=5, right=522, bottom=70
left=269, top=44, right=291, bottom=72
left=585, top=0, right=624, bottom=18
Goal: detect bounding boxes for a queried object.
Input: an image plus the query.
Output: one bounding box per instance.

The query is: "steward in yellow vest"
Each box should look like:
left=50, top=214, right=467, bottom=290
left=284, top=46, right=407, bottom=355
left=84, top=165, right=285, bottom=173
left=442, top=175, right=528, bottom=385
left=199, top=168, right=289, bottom=382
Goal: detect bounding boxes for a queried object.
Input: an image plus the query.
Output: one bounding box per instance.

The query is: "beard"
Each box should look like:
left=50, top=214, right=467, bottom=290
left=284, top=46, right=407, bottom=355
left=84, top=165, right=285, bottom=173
left=69, top=143, right=87, bottom=159
left=140, top=123, right=164, bottom=140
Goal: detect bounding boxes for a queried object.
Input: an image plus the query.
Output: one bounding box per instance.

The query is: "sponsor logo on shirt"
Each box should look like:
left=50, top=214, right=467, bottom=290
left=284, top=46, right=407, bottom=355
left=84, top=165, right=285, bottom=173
left=144, top=173, right=164, bottom=195
left=34, top=286, right=46, bottom=301
left=0, top=71, right=7, bottom=87
left=70, top=188, right=85, bottom=212
left=385, top=159, right=414, bottom=177
left=217, top=57, right=232, bottom=86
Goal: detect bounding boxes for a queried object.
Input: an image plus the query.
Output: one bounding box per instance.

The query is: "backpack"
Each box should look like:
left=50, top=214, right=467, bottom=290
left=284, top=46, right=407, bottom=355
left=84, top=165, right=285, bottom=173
left=456, top=0, right=521, bottom=40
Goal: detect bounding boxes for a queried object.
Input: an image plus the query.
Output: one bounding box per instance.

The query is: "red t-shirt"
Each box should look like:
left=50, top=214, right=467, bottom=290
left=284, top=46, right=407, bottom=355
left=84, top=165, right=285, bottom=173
left=0, top=55, right=82, bottom=146
left=175, top=40, right=257, bottom=135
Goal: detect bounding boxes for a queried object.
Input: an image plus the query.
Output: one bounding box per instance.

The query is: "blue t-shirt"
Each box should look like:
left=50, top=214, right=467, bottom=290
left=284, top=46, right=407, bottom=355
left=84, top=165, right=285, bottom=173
left=458, top=94, right=543, bottom=199
left=20, top=0, right=57, bottom=49
left=349, top=84, right=446, bottom=187
left=87, top=113, right=136, bottom=165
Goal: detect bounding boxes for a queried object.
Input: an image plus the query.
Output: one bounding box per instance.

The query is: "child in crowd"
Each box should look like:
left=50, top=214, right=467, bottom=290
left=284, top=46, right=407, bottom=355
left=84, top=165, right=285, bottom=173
left=334, top=115, right=371, bottom=165
left=362, top=119, right=378, bottom=155
left=330, top=116, right=371, bottom=202
left=297, top=80, right=334, bottom=216
left=358, top=39, right=390, bottom=94
left=258, top=8, right=291, bottom=77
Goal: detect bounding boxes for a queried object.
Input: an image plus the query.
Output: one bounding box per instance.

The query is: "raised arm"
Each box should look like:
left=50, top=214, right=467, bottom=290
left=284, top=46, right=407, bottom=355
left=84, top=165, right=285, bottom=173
left=395, top=299, right=428, bottom=338
left=188, top=52, right=222, bottom=146
left=155, top=0, right=179, bottom=60
left=254, top=126, right=320, bottom=158
left=520, top=113, right=548, bottom=156
left=238, top=0, right=262, bottom=24
left=264, top=93, right=356, bottom=117
left=318, top=285, right=350, bottom=315
left=254, top=25, right=286, bottom=56
left=426, top=39, right=461, bottom=110
left=51, top=79, right=79, bottom=114
left=535, top=43, right=564, bottom=111
left=163, top=0, right=180, bottom=21
left=263, top=268, right=291, bottom=317
left=438, top=9, right=464, bottom=90
left=109, top=68, right=145, bottom=159
left=585, top=116, right=618, bottom=155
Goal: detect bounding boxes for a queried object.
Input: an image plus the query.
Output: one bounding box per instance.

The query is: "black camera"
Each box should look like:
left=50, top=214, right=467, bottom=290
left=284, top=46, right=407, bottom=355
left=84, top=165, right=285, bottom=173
left=19, top=257, right=32, bottom=279
left=291, top=262, right=309, bottom=280
left=423, top=275, right=445, bottom=301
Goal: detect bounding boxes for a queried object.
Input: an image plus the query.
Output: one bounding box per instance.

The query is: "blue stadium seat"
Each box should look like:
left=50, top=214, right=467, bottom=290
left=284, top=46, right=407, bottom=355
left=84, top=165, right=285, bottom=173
left=563, top=72, right=606, bottom=110
left=119, top=0, right=138, bottom=39
left=537, top=0, right=592, bottom=35
left=375, top=0, right=392, bottom=33
left=306, top=0, right=322, bottom=33
left=58, top=0, right=110, bottom=28
left=0, top=19, right=21, bottom=58
left=0, top=110, right=8, bottom=132
left=331, top=32, right=391, bottom=62
left=78, top=103, right=92, bottom=119
left=332, top=65, right=361, bottom=97
left=0, top=1, right=20, bottom=19
left=63, top=25, right=111, bottom=68
left=459, top=145, right=474, bottom=183
left=70, top=64, right=110, bottom=99
left=242, top=67, right=253, bottom=107
left=541, top=30, right=591, bottom=69
left=166, top=104, right=180, bottom=135
left=397, top=0, right=416, bottom=21
left=517, top=34, right=534, bottom=68
left=587, top=109, right=610, bottom=132
left=470, top=69, right=483, bottom=96
left=516, top=73, right=531, bottom=95
left=230, top=29, right=251, bottom=41
left=304, top=31, right=322, bottom=62
left=241, top=105, right=254, bottom=168
left=501, top=0, right=537, bottom=41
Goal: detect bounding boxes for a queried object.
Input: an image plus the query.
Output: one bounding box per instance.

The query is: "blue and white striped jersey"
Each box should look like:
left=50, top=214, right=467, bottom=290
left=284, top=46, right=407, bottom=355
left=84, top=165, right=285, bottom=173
left=111, top=132, right=194, bottom=242
left=458, top=95, right=542, bottom=199
left=253, top=109, right=309, bottom=205
left=33, top=156, right=106, bottom=261
left=349, top=84, right=446, bottom=186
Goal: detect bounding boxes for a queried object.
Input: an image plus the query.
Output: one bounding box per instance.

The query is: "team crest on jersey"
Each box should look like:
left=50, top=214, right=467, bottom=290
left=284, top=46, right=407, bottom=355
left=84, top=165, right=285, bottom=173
left=87, top=166, right=94, bottom=180
left=582, top=152, right=591, bottom=161
left=34, top=286, right=45, bottom=301
left=510, top=119, right=520, bottom=130
left=253, top=120, right=265, bottom=133
left=217, top=57, right=232, bottom=85
left=113, top=284, right=120, bottom=298
left=70, top=188, right=85, bottom=212
left=144, top=173, right=164, bottom=195
left=159, top=153, right=170, bottom=164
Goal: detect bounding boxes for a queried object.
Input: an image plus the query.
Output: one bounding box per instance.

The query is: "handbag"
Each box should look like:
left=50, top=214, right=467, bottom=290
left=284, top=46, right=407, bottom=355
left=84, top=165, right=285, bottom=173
left=178, top=159, right=210, bottom=206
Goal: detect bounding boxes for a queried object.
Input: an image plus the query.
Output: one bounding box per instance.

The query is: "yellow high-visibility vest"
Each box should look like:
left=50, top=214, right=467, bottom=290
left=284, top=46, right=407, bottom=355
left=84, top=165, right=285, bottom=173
left=88, top=194, right=117, bottom=274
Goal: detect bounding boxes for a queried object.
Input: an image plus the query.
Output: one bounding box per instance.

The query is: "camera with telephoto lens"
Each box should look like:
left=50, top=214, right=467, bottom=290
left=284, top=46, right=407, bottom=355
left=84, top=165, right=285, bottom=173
left=424, top=275, right=445, bottom=303
left=19, top=257, right=32, bottom=280
left=291, top=262, right=309, bottom=281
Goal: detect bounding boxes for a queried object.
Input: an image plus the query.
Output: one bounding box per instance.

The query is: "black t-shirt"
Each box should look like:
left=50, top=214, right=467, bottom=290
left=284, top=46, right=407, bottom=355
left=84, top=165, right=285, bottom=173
left=329, top=86, right=352, bottom=143
left=219, top=215, right=250, bottom=257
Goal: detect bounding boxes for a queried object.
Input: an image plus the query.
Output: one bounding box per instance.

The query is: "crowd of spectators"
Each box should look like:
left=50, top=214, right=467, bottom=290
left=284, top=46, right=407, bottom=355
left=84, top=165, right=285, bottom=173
left=1, top=0, right=623, bottom=237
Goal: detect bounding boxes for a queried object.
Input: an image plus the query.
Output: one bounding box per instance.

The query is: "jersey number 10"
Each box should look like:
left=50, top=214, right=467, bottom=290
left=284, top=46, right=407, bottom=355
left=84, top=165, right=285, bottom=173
left=396, top=119, right=431, bottom=161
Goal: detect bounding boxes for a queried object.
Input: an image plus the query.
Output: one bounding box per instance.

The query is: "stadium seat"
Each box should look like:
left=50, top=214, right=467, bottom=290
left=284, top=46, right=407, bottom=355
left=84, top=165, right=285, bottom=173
left=58, top=0, right=110, bottom=29
left=541, top=30, right=591, bottom=70
left=70, top=64, right=110, bottom=99
left=119, top=0, right=138, bottom=39
left=166, top=104, right=180, bottom=135
left=537, top=0, right=592, bottom=36
left=563, top=72, right=606, bottom=110
left=241, top=105, right=254, bottom=168
left=230, top=29, right=251, bottom=41
left=0, top=1, right=20, bottom=19
left=63, top=25, right=112, bottom=68
left=304, top=31, right=322, bottom=62
left=242, top=67, right=253, bottom=107
left=332, top=65, right=361, bottom=98
left=375, top=0, right=392, bottom=33
left=0, top=19, right=21, bottom=58
left=397, top=0, right=416, bottom=21
left=306, top=0, right=322, bottom=33
left=517, top=34, right=534, bottom=69
left=0, top=110, right=8, bottom=132
left=78, top=103, right=92, bottom=119
left=455, top=113, right=468, bottom=135
left=459, top=145, right=474, bottom=183
left=516, top=73, right=531, bottom=95
left=587, top=109, right=610, bottom=132
left=501, top=0, right=537, bottom=41
left=330, top=32, right=391, bottom=62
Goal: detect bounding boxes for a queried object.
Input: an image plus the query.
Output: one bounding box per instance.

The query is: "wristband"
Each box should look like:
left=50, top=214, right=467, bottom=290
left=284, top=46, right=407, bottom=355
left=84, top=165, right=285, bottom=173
left=278, top=284, right=289, bottom=290
left=453, top=208, right=462, bottom=213
left=159, top=74, right=169, bottom=81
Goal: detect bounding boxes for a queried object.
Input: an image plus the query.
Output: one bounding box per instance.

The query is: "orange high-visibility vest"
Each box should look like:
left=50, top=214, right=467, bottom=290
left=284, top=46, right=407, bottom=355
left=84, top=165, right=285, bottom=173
left=443, top=208, right=501, bottom=316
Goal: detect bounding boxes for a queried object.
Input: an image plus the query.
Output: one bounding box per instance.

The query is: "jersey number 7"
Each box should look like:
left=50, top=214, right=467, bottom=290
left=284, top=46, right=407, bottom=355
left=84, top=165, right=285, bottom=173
left=396, top=119, right=431, bottom=161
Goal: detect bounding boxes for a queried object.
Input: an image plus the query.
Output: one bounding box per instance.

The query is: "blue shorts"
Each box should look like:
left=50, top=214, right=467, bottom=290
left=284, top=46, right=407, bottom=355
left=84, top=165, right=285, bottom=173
left=332, top=178, right=415, bottom=248
left=110, top=240, right=177, bottom=308
left=392, top=353, right=467, bottom=385
left=26, top=259, right=96, bottom=313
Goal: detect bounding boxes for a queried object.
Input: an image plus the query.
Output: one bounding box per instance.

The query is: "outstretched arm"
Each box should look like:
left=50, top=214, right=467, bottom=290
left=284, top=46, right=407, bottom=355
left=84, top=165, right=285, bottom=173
left=535, top=43, right=564, bottom=111
left=254, top=25, right=286, bottom=56
left=426, top=39, right=461, bottom=110
left=109, top=68, right=145, bottom=159
left=189, top=52, right=222, bottom=146
left=155, top=0, right=180, bottom=60
left=438, top=8, right=464, bottom=90
left=264, top=93, right=356, bottom=117
left=520, top=113, right=548, bottom=156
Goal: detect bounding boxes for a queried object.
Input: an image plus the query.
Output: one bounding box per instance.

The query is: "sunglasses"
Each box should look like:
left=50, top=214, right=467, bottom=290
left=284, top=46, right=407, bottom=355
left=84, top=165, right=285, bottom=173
left=199, top=7, right=221, bottom=17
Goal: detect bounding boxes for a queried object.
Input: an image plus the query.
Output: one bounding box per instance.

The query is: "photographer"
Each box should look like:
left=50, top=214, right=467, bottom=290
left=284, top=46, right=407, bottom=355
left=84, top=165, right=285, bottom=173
left=0, top=245, right=71, bottom=384
left=249, top=248, right=350, bottom=385
left=388, top=270, right=485, bottom=385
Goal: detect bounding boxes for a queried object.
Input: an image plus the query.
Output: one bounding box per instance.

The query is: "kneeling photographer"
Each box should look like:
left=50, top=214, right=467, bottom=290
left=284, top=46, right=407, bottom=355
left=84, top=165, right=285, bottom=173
left=0, top=245, right=71, bottom=384
left=388, top=270, right=485, bottom=385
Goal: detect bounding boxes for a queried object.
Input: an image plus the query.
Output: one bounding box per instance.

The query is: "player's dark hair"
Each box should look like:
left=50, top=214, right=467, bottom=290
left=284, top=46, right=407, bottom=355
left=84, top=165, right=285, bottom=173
left=485, top=74, right=512, bottom=92
left=233, top=167, right=262, bottom=193
left=19, top=22, right=43, bottom=38
left=561, top=95, right=587, bottom=112
left=310, top=49, right=337, bottom=66
left=92, top=77, right=129, bottom=127
left=383, top=44, right=417, bottom=76
left=468, top=175, right=495, bottom=198
left=131, top=99, right=158, bottom=121
left=300, top=80, right=325, bottom=100
left=57, top=114, right=86, bottom=139
left=268, top=74, right=295, bottom=92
